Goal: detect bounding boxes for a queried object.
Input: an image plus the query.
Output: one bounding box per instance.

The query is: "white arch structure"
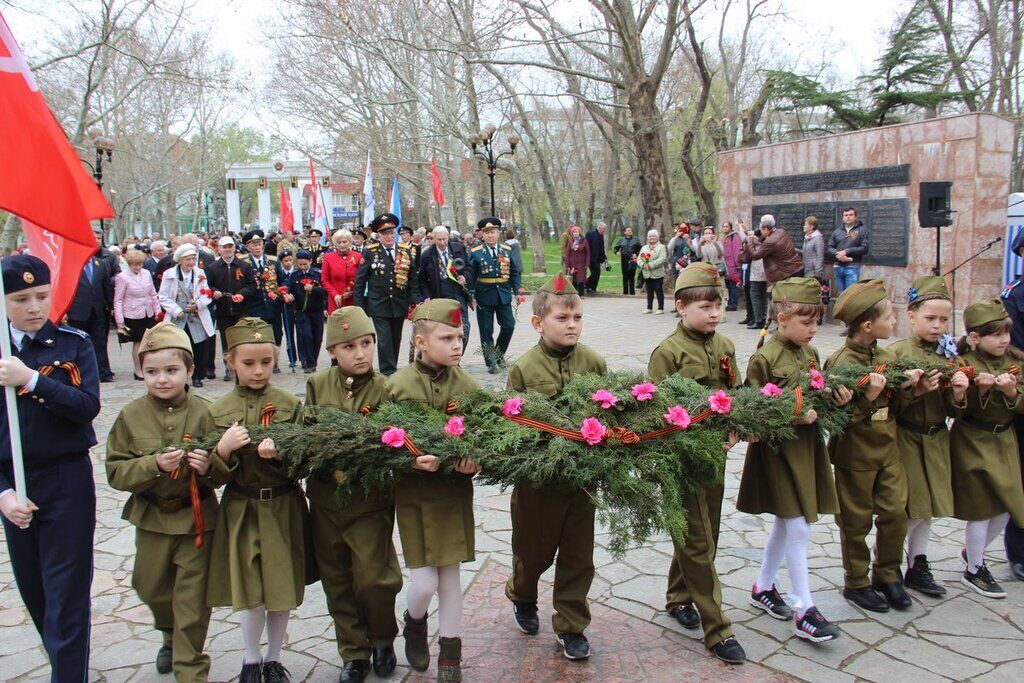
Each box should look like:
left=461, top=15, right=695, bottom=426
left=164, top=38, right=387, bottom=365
left=224, top=160, right=333, bottom=233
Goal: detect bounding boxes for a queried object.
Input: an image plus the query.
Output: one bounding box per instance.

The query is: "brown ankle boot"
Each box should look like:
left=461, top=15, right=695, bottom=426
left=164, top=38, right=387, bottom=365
left=403, top=610, right=430, bottom=672
left=437, top=637, right=462, bottom=682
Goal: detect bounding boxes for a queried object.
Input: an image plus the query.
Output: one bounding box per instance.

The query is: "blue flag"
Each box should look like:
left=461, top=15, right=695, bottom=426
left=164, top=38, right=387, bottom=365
left=389, top=176, right=402, bottom=225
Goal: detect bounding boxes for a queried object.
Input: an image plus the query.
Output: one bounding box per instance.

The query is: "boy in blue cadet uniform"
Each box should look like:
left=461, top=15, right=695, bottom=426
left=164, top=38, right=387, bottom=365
left=466, top=216, right=521, bottom=373
left=288, top=249, right=327, bottom=373
left=0, top=254, right=101, bottom=682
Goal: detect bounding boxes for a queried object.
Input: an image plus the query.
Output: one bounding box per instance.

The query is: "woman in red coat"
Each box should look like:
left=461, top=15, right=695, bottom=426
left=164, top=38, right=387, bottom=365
left=321, top=228, right=363, bottom=313
left=562, top=224, right=590, bottom=298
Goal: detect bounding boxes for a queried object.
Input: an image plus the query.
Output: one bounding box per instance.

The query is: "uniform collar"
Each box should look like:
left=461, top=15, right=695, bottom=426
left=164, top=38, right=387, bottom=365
left=974, top=347, right=1008, bottom=364
left=910, top=333, right=937, bottom=352
left=677, top=322, right=714, bottom=344
left=775, top=335, right=803, bottom=352
left=233, top=383, right=267, bottom=399
left=10, top=320, right=56, bottom=350
left=844, top=336, right=877, bottom=355
left=415, top=358, right=450, bottom=380
left=146, top=387, right=191, bottom=410
left=539, top=338, right=575, bottom=359
left=336, top=366, right=375, bottom=391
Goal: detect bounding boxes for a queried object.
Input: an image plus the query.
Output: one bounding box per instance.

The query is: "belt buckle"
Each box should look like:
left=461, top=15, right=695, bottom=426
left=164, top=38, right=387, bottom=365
left=259, top=487, right=273, bottom=502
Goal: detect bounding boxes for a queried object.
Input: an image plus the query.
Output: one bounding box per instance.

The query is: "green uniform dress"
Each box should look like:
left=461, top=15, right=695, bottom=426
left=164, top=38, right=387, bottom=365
left=305, top=367, right=403, bottom=662
left=738, top=336, right=838, bottom=521
left=950, top=349, right=1024, bottom=526
left=647, top=322, right=737, bottom=650
left=888, top=335, right=965, bottom=519
left=385, top=360, right=481, bottom=568
left=206, top=385, right=313, bottom=611
left=106, top=390, right=230, bottom=682
left=825, top=338, right=913, bottom=588
left=504, top=339, right=607, bottom=635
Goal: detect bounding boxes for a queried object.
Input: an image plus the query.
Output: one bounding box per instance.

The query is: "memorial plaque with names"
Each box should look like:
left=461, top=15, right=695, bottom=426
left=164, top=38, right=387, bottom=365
left=752, top=164, right=911, bottom=196
left=751, top=198, right=909, bottom=267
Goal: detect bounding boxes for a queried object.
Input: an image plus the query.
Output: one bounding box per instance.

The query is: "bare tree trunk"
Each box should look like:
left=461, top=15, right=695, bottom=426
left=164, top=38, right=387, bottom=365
left=0, top=214, right=22, bottom=253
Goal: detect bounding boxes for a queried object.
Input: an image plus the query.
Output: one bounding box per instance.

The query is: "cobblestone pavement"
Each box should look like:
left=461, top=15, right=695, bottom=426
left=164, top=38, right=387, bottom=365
left=2, top=294, right=1022, bottom=682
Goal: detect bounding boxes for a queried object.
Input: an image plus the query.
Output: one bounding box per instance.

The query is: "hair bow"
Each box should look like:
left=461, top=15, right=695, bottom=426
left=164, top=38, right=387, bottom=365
left=936, top=333, right=958, bottom=360
left=908, top=287, right=919, bottom=303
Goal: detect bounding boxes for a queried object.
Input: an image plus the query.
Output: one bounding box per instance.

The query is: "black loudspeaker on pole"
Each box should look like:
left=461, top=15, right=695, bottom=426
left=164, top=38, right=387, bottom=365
left=919, top=181, right=954, bottom=275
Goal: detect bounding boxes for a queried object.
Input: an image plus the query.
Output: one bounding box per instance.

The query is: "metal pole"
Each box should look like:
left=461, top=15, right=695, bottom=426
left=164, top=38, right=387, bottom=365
left=488, top=140, right=496, bottom=216
left=0, top=272, right=29, bottom=510
left=94, top=147, right=105, bottom=237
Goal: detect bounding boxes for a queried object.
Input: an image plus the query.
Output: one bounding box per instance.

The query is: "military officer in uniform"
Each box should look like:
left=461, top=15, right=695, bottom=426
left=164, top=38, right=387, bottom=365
left=353, top=213, right=419, bottom=376
left=466, top=216, right=521, bottom=373
left=241, top=229, right=287, bottom=369
left=0, top=255, right=101, bottom=682
left=308, top=226, right=328, bottom=266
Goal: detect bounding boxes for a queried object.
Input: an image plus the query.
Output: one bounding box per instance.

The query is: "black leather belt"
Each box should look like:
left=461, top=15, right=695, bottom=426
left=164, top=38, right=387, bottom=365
left=226, top=481, right=298, bottom=502
left=897, top=418, right=946, bottom=436
left=139, top=486, right=211, bottom=513
left=962, top=415, right=1013, bottom=433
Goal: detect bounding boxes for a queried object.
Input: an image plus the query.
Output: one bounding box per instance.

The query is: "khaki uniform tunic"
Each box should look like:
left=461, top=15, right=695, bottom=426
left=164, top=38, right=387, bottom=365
left=888, top=335, right=965, bottom=519
left=504, top=340, right=606, bottom=635
left=305, top=367, right=403, bottom=661
left=647, top=322, right=737, bottom=649
left=206, top=385, right=312, bottom=611
left=106, top=390, right=229, bottom=682
left=825, top=338, right=912, bottom=588
left=950, top=349, right=1024, bottom=526
left=385, top=361, right=480, bottom=568
left=739, top=336, right=838, bottom=522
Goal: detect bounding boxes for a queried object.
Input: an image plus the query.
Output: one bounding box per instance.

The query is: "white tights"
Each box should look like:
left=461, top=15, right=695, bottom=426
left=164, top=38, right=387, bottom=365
left=906, top=517, right=932, bottom=561
left=756, top=516, right=813, bottom=615
left=965, top=513, right=1010, bottom=572
left=407, top=564, right=462, bottom=638
left=239, top=606, right=290, bottom=665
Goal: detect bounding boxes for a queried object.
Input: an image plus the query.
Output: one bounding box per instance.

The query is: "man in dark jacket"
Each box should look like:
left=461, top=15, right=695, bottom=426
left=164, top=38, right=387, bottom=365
left=1001, top=230, right=1024, bottom=582
left=826, top=207, right=871, bottom=294
left=584, top=224, right=608, bottom=294
left=418, top=226, right=472, bottom=348
left=613, top=227, right=641, bottom=295
left=205, top=235, right=256, bottom=379
left=739, top=214, right=804, bottom=286
left=66, top=249, right=116, bottom=382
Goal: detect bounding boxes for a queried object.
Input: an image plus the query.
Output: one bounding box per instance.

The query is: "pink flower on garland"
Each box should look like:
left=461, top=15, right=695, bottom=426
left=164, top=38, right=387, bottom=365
left=631, top=382, right=657, bottom=402
left=502, top=397, right=524, bottom=417
left=591, top=389, right=619, bottom=409
left=381, top=427, right=406, bottom=448
left=760, top=383, right=782, bottom=398
left=444, top=416, right=465, bottom=437
left=809, top=369, right=826, bottom=390
left=580, top=417, right=607, bottom=445
left=708, top=390, right=733, bottom=414
left=663, top=405, right=692, bottom=429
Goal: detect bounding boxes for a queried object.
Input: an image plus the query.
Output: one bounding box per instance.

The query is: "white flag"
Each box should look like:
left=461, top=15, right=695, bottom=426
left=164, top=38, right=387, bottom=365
left=362, top=151, right=375, bottom=225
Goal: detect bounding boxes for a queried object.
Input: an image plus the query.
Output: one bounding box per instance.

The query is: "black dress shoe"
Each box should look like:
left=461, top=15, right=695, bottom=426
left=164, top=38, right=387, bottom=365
left=746, top=322, right=760, bottom=330
left=339, top=660, right=370, bottom=683
left=100, top=375, right=115, bottom=383
left=710, top=637, right=746, bottom=665
left=513, top=601, right=539, bottom=635
left=737, top=317, right=751, bottom=325
left=872, top=580, right=912, bottom=610
left=371, top=646, right=396, bottom=677
left=904, top=555, right=946, bottom=597
left=239, top=661, right=262, bottom=683
left=670, top=603, right=701, bottom=629
left=155, top=645, right=172, bottom=674
left=1011, top=561, right=1024, bottom=581
left=206, top=370, right=217, bottom=380
left=843, top=586, right=889, bottom=612
left=192, top=378, right=204, bottom=388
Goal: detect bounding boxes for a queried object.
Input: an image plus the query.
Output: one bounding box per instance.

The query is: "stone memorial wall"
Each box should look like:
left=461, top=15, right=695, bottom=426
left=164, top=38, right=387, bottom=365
left=717, top=113, right=1015, bottom=330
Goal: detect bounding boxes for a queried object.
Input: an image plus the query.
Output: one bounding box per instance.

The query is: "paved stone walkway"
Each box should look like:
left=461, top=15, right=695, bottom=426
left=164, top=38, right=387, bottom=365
left=1, top=295, right=1022, bottom=682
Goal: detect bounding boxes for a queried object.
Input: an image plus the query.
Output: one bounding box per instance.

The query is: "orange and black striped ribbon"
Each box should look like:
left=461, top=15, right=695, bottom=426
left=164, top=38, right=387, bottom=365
left=259, top=403, right=277, bottom=427
left=170, top=432, right=205, bottom=550
left=17, top=362, right=82, bottom=396
left=793, top=386, right=804, bottom=418
left=719, top=356, right=735, bottom=388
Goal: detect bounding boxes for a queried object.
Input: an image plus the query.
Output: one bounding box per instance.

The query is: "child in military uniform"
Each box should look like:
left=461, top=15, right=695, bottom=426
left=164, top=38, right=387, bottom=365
left=504, top=273, right=606, bottom=661
left=106, top=322, right=229, bottom=681
left=738, top=277, right=849, bottom=643
left=646, top=262, right=746, bottom=665
left=951, top=299, right=1024, bottom=598
left=306, top=307, right=403, bottom=683
left=385, top=299, right=481, bottom=682
left=0, top=255, right=101, bottom=681
left=206, top=318, right=308, bottom=683
left=827, top=280, right=926, bottom=614
left=888, top=276, right=969, bottom=598
left=288, top=249, right=326, bottom=373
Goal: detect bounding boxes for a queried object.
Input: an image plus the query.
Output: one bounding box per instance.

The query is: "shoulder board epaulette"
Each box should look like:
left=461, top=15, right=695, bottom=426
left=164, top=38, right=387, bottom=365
left=470, top=245, right=484, bottom=253
left=366, top=243, right=380, bottom=250
left=1002, top=278, right=1021, bottom=299
left=397, top=242, right=411, bottom=250
left=267, top=255, right=278, bottom=262
left=499, top=244, right=512, bottom=251
left=58, top=326, right=89, bottom=339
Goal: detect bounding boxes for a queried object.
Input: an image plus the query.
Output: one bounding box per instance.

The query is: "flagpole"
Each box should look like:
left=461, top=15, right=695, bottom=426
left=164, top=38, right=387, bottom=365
left=0, top=270, right=28, bottom=508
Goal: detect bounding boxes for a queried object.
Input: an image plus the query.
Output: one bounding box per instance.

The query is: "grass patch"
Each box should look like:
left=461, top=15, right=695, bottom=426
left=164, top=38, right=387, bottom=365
left=519, top=241, right=626, bottom=294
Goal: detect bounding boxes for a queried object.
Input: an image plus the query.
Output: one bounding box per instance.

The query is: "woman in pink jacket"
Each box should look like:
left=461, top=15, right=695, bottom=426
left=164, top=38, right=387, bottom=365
left=114, top=248, right=161, bottom=379
left=562, top=225, right=591, bottom=298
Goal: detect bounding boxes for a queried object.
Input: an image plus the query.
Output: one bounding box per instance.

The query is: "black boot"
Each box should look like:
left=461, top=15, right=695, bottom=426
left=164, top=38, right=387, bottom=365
left=403, top=610, right=430, bottom=672
left=437, top=636, right=462, bottom=682
left=843, top=586, right=889, bottom=612
left=904, top=555, right=946, bottom=597
left=871, top=580, right=912, bottom=610
left=338, top=660, right=370, bottom=683
left=372, top=645, right=396, bottom=677
left=155, top=645, right=173, bottom=674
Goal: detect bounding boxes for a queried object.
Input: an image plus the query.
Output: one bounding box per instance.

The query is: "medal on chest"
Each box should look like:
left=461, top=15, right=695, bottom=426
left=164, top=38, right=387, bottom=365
left=393, top=250, right=410, bottom=287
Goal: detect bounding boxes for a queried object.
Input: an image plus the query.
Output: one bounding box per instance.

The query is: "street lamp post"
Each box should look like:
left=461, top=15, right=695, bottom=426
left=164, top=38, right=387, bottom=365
left=468, top=123, right=519, bottom=217
left=88, top=127, right=114, bottom=236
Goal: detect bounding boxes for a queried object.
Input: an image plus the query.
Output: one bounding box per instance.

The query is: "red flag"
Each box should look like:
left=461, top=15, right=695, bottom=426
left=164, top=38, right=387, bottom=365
left=430, top=159, right=445, bottom=207
left=278, top=181, right=294, bottom=232
left=0, top=11, right=110, bottom=321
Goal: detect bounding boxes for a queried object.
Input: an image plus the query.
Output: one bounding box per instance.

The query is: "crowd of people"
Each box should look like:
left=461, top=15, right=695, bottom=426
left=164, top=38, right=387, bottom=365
left=2, top=209, right=1024, bottom=683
